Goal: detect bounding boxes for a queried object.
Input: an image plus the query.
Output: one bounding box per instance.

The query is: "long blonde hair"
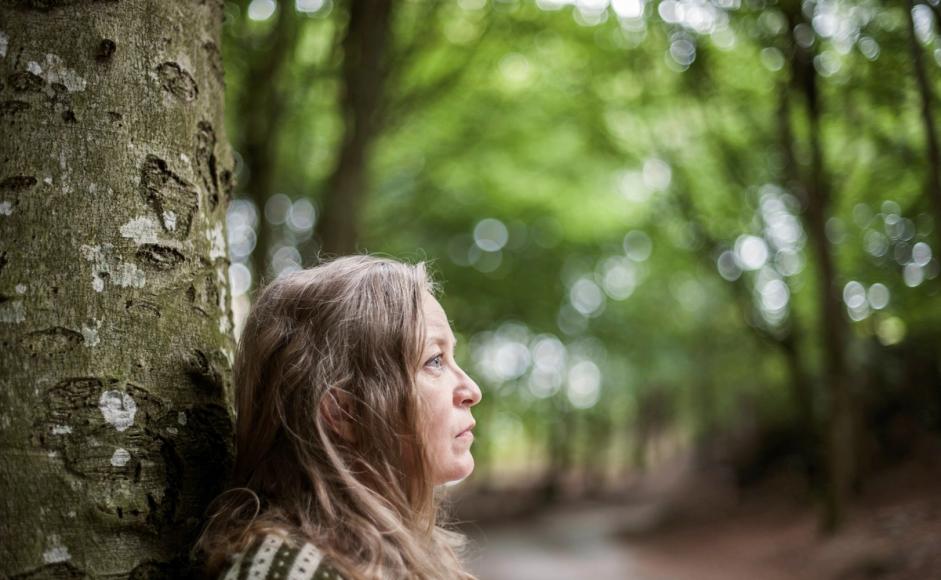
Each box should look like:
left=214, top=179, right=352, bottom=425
left=195, top=256, right=474, bottom=579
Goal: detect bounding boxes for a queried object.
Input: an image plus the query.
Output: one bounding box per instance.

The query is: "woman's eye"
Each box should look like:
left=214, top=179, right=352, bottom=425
left=425, top=354, right=444, bottom=370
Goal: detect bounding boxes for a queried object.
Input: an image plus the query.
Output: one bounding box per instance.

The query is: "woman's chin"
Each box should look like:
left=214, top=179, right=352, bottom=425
left=435, top=455, right=475, bottom=486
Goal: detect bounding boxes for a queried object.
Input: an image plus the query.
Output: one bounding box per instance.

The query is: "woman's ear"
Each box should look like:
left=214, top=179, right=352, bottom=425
left=320, top=388, right=356, bottom=442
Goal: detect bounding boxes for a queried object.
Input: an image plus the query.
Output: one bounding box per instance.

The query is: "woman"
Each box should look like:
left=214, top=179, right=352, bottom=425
left=195, top=256, right=483, bottom=580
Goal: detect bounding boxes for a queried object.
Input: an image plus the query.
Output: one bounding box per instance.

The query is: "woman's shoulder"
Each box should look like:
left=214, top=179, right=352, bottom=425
left=218, top=533, right=345, bottom=580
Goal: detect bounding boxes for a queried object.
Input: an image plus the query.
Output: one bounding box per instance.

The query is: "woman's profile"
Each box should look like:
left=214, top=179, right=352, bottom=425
left=195, top=255, right=482, bottom=579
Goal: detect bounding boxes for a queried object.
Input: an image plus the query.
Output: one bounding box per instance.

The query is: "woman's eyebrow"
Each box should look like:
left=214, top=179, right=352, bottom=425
left=426, top=333, right=457, bottom=350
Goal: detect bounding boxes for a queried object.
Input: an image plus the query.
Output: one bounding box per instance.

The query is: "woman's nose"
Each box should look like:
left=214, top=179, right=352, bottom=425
left=455, top=367, right=482, bottom=407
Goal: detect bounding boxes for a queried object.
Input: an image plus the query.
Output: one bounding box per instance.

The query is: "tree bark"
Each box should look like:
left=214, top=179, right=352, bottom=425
left=315, top=0, right=394, bottom=257
left=905, top=0, right=941, bottom=250
left=0, top=1, right=236, bottom=576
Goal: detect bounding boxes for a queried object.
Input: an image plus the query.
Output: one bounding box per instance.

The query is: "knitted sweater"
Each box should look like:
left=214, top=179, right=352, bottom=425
left=219, top=533, right=345, bottom=580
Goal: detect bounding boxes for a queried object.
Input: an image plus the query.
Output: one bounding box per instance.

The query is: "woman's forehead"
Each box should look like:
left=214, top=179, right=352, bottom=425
left=421, top=293, right=455, bottom=343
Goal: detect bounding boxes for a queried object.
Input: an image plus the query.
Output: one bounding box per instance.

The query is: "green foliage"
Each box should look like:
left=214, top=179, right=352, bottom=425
left=224, top=0, right=941, bottom=483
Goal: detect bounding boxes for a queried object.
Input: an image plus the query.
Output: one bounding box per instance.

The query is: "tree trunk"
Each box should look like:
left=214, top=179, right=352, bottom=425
left=905, top=0, right=941, bottom=249
left=779, top=330, right=820, bottom=486
left=784, top=10, right=854, bottom=531
left=773, top=91, right=823, bottom=492
left=0, top=1, right=236, bottom=576
left=315, top=0, right=394, bottom=256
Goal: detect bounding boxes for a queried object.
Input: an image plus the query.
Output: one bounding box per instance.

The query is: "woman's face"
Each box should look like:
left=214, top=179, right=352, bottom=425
left=416, top=291, right=482, bottom=485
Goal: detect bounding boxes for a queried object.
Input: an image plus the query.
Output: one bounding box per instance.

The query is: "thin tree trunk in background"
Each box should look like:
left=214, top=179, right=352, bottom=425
left=672, top=164, right=818, bottom=486
left=773, top=90, right=822, bottom=492
left=630, top=388, right=671, bottom=472
left=631, top=419, right=649, bottom=472
left=785, top=12, right=854, bottom=531
left=241, top=2, right=299, bottom=283
left=905, top=0, right=941, bottom=249
left=542, top=396, right=573, bottom=502
left=692, top=372, right=717, bottom=463
left=0, top=1, right=235, bottom=576
left=316, top=0, right=394, bottom=256
left=654, top=85, right=820, bottom=478
left=585, top=410, right=612, bottom=495
left=779, top=329, right=819, bottom=484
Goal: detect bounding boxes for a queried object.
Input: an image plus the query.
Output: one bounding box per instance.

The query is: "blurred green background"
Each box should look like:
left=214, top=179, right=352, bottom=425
left=221, top=0, right=941, bottom=577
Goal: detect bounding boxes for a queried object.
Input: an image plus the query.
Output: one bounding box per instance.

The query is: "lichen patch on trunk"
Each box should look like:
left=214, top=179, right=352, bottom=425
left=42, top=535, right=71, bottom=564
left=0, top=300, right=25, bottom=323
left=80, top=243, right=147, bottom=291
left=207, top=222, right=226, bottom=260
left=110, top=448, right=131, bottom=467
left=81, top=320, right=101, bottom=347
left=98, top=390, right=137, bottom=432
left=120, top=216, right=164, bottom=245
left=27, top=54, right=86, bottom=93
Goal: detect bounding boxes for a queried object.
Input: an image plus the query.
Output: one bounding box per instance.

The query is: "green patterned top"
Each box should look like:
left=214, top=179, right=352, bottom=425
left=219, top=533, right=345, bottom=580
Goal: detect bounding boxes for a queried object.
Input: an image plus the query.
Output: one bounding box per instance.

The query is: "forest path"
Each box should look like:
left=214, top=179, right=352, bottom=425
left=466, top=500, right=663, bottom=580
left=462, top=457, right=941, bottom=580
left=464, top=495, right=882, bottom=580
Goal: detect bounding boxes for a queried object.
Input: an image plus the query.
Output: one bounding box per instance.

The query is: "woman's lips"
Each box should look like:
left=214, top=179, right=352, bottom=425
left=456, top=423, right=475, bottom=439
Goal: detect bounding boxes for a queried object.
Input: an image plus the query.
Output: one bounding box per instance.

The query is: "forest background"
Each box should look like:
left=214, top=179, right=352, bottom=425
left=223, top=0, right=941, bottom=576
left=226, top=0, right=941, bottom=518
left=1, top=0, right=940, bottom=578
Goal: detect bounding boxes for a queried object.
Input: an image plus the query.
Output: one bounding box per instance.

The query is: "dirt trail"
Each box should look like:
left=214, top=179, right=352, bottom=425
left=465, top=502, right=659, bottom=580
left=461, top=457, right=941, bottom=580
